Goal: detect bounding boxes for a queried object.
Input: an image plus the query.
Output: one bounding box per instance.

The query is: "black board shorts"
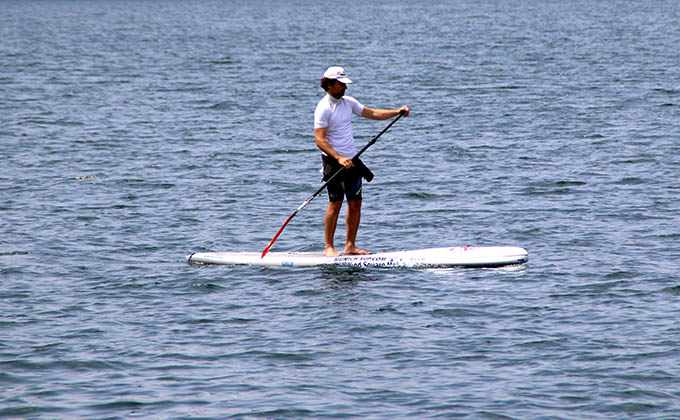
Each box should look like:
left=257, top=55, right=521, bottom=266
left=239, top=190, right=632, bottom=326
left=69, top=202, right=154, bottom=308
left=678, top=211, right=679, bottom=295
left=322, top=155, right=363, bottom=202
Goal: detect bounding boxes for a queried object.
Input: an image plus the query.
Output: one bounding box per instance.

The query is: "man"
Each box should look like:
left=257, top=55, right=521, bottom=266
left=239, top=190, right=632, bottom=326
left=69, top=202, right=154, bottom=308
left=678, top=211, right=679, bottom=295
left=314, top=66, right=409, bottom=256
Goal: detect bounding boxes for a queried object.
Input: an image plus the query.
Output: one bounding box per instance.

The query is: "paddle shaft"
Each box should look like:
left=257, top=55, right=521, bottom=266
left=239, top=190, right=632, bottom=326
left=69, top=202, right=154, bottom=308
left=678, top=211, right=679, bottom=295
left=261, top=112, right=404, bottom=257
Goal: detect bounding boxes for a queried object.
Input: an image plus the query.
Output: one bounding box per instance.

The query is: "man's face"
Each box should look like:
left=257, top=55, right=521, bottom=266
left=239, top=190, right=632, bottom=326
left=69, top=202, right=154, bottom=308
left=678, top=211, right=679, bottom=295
left=327, top=80, right=347, bottom=99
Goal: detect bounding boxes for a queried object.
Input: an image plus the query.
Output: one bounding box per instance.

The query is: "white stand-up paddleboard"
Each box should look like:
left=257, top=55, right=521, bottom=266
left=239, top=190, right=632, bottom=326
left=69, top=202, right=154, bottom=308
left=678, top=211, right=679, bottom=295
left=187, top=246, right=528, bottom=269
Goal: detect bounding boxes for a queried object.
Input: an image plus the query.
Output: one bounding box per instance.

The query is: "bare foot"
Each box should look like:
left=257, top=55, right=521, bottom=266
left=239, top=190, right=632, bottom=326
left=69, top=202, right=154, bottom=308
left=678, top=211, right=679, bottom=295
left=343, top=246, right=372, bottom=255
left=323, top=247, right=342, bottom=257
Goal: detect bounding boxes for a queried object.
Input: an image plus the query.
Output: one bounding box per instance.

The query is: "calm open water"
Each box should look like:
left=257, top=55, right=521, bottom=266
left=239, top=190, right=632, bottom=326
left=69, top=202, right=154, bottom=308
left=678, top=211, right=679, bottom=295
left=2, top=1, right=680, bottom=419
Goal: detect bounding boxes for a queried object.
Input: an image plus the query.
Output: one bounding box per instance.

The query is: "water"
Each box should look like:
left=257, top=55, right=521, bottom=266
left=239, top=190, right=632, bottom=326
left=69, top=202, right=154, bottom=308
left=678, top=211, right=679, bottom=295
left=2, top=0, right=679, bottom=418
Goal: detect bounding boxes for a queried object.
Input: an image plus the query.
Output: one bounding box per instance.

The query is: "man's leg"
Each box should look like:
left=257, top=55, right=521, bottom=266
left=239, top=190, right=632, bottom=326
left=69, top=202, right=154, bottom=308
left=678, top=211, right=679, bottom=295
left=344, top=199, right=371, bottom=255
left=324, top=201, right=343, bottom=256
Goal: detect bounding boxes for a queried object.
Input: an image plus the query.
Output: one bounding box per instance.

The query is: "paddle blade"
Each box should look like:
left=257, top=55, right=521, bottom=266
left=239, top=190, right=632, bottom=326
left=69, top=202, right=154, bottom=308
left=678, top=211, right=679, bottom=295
left=261, top=216, right=292, bottom=258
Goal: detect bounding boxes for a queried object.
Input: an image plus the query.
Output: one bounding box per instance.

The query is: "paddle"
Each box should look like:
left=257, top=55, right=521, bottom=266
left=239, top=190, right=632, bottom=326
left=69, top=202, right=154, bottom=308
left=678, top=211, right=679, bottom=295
left=261, top=111, right=405, bottom=258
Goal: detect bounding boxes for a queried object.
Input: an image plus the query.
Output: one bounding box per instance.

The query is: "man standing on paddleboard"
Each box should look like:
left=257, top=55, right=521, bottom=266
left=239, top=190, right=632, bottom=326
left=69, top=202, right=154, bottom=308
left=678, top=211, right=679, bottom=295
left=314, top=66, right=409, bottom=256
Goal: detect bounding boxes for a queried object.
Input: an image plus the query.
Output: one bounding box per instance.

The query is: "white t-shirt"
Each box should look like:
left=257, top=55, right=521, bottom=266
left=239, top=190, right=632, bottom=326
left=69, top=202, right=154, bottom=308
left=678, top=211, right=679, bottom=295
left=314, top=94, right=364, bottom=157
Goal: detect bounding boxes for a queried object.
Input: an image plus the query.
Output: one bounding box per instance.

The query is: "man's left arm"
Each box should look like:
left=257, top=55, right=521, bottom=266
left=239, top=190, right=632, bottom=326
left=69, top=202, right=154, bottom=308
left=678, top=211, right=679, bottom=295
left=361, top=106, right=410, bottom=120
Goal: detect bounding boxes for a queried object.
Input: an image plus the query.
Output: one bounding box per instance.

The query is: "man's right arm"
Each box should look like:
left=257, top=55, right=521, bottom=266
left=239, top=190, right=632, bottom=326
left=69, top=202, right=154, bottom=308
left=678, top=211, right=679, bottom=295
left=315, top=127, right=354, bottom=168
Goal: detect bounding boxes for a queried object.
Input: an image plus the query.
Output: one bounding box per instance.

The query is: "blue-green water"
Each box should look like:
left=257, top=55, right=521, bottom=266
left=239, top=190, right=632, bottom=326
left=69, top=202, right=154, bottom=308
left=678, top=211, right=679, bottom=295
left=2, top=1, right=679, bottom=418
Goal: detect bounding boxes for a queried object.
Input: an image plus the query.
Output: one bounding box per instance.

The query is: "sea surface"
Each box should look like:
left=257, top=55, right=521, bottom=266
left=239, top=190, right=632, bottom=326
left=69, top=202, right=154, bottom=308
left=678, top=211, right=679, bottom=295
left=2, top=1, right=680, bottom=419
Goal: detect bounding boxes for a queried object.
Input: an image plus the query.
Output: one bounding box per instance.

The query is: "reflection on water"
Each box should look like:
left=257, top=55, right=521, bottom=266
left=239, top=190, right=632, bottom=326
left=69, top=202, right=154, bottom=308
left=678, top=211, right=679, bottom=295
left=317, top=266, right=382, bottom=287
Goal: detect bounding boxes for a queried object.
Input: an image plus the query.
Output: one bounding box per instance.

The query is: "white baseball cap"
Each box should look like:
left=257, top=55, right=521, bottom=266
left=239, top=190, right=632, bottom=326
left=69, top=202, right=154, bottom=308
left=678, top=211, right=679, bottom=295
left=323, top=66, right=353, bottom=84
